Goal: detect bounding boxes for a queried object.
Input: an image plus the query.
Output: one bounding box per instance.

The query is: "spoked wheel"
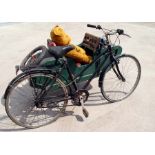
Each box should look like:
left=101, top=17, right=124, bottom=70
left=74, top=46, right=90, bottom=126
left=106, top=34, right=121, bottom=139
left=5, top=71, right=68, bottom=129
left=101, top=54, right=141, bottom=102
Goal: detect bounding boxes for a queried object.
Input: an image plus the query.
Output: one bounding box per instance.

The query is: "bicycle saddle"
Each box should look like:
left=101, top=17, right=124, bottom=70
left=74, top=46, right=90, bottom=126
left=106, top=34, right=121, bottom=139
left=48, top=45, right=74, bottom=59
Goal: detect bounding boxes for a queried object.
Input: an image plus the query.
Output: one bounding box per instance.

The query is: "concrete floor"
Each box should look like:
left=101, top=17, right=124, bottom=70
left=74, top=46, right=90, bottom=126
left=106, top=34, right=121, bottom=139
left=0, top=22, right=155, bottom=131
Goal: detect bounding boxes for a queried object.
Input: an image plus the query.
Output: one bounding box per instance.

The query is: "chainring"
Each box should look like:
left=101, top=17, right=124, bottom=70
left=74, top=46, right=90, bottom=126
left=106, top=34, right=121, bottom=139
left=72, top=89, right=89, bottom=106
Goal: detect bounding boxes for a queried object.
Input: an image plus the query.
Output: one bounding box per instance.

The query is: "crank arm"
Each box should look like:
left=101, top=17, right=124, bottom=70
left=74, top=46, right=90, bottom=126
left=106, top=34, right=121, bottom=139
left=80, top=96, right=89, bottom=118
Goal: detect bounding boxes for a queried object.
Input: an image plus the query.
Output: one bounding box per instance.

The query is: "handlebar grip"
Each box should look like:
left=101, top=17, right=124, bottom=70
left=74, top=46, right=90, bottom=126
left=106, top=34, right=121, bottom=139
left=117, top=29, right=124, bottom=35
left=87, top=24, right=97, bottom=28
left=123, top=33, right=131, bottom=38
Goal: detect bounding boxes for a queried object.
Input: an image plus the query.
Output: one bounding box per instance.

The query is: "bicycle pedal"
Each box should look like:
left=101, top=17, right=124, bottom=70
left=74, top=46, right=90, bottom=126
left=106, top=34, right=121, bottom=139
left=82, top=108, right=89, bottom=118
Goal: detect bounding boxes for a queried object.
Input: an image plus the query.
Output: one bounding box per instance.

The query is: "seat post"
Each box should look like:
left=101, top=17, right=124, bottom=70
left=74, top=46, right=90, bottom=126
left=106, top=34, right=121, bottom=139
left=64, top=59, right=78, bottom=91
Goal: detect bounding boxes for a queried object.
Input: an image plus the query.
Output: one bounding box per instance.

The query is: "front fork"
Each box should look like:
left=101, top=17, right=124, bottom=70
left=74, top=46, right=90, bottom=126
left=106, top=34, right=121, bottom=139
left=109, top=46, right=126, bottom=82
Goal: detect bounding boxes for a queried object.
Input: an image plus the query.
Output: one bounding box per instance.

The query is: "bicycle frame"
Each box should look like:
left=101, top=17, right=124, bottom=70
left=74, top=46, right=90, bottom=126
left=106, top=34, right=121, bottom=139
left=57, top=45, right=122, bottom=95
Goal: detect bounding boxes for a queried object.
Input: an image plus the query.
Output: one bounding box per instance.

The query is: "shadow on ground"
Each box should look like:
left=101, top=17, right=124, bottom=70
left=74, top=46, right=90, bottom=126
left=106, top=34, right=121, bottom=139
left=0, top=113, right=28, bottom=131
left=0, top=96, right=27, bottom=131
left=0, top=91, right=112, bottom=131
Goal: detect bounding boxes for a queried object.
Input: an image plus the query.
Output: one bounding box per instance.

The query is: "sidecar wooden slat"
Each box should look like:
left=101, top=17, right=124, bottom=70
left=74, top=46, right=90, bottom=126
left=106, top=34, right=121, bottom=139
left=82, top=33, right=101, bottom=52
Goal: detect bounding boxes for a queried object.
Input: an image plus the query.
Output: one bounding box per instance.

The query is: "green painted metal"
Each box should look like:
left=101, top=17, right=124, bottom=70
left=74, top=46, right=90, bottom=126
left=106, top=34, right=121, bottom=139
left=60, top=45, right=122, bottom=83
left=31, top=45, right=122, bottom=88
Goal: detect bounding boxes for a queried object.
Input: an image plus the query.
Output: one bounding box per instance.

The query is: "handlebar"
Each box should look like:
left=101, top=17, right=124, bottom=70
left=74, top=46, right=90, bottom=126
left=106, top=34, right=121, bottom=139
left=87, top=24, right=102, bottom=30
left=87, top=24, right=97, bottom=29
left=87, top=24, right=131, bottom=38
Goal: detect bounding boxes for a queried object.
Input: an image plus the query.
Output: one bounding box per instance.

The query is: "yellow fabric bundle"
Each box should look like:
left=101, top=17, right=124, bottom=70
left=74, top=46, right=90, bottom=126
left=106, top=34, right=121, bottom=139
left=65, top=45, right=92, bottom=63
left=50, top=25, right=71, bottom=46
left=50, top=25, right=92, bottom=64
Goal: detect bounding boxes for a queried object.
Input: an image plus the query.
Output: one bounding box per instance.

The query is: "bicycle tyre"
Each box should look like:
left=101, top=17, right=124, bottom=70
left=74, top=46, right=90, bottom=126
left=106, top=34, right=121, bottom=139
left=5, top=70, right=68, bottom=129
left=100, top=54, right=141, bottom=102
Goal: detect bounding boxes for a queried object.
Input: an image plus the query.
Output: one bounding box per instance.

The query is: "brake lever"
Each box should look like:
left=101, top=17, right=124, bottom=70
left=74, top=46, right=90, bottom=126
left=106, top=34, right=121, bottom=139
left=123, top=33, right=131, bottom=38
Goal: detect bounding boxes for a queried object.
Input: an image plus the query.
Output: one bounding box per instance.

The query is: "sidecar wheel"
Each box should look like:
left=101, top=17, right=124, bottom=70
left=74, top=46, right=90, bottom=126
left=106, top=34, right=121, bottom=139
left=20, top=45, right=47, bottom=70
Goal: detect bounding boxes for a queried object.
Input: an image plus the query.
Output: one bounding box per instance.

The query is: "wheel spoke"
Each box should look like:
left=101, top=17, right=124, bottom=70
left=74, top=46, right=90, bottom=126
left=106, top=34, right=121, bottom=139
left=5, top=72, right=68, bottom=128
left=102, top=55, right=141, bottom=102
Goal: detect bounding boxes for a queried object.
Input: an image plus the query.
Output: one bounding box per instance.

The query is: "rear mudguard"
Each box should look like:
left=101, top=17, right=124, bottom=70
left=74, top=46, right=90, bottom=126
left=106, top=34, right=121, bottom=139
left=3, top=68, right=68, bottom=99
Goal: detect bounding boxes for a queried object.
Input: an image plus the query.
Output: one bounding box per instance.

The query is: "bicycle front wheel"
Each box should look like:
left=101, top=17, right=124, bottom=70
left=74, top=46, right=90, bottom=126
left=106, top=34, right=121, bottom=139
left=101, top=54, right=141, bottom=102
left=5, top=71, right=68, bottom=129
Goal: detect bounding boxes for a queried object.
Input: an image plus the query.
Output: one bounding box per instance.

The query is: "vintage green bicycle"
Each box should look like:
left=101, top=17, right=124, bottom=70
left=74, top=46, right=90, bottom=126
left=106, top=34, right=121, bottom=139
left=4, top=24, right=141, bottom=128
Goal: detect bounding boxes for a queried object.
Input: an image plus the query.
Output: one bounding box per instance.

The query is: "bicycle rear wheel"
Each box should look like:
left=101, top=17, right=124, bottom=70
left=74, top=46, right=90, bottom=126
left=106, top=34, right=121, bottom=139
left=101, top=54, right=141, bottom=102
left=5, top=71, right=68, bottom=129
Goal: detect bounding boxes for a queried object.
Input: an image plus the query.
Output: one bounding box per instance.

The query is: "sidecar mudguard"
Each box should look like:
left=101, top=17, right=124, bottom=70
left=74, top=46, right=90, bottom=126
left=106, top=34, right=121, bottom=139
left=4, top=68, right=57, bottom=99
